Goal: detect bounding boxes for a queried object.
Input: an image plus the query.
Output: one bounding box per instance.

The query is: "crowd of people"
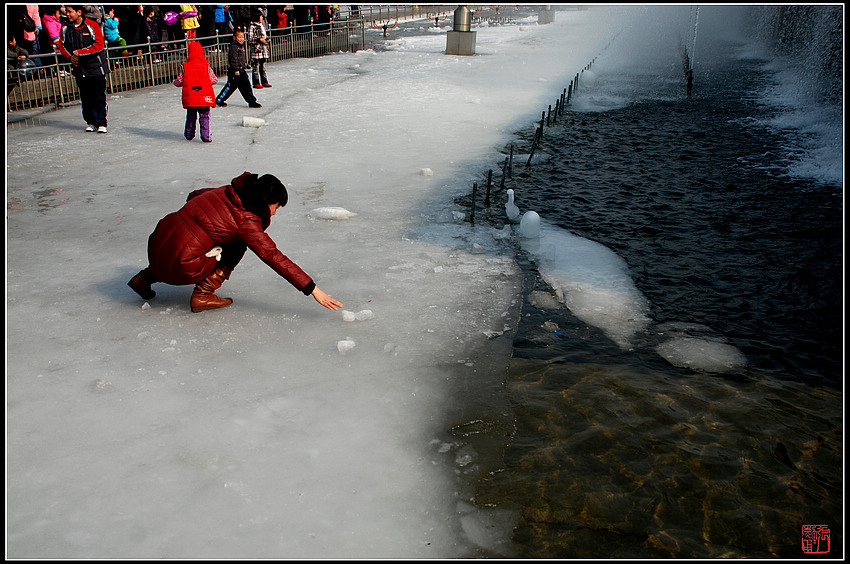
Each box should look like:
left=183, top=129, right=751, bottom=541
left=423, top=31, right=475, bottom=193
left=8, top=5, right=344, bottom=124
left=8, top=5, right=342, bottom=65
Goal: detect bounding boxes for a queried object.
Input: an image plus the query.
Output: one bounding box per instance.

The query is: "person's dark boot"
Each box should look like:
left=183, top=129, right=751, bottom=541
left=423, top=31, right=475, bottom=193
left=128, top=267, right=157, bottom=299
left=190, top=267, right=233, bottom=312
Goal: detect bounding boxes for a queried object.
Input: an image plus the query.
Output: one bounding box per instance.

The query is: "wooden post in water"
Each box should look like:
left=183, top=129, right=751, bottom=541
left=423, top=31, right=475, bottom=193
left=484, top=170, right=492, bottom=207
left=470, top=182, right=477, bottom=225
left=508, top=144, right=513, bottom=178
left=527, top=121, right=543, bottom=167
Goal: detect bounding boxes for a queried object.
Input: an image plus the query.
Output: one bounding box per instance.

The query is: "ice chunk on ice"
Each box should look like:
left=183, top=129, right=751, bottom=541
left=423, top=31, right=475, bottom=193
left=354, top=309, right=374, bottom=321
left=518, top=210, right=540, bottom=238
left=242, top=116, right=266, bottom=128
left=336, top=339, right=356, bottom=354
left=419, top=167, right=434, bottom=176
left=491, top=224, right=512, bottom=240
left=308, top=207, right=358, bottom=220
left=341, top=310, right=374, bottom=321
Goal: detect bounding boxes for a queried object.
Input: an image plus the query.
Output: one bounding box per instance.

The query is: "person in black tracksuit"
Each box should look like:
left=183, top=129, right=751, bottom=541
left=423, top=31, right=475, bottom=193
left=59, top=5, right=111, bottom=132
left=215, top=27, right=261, bottom=108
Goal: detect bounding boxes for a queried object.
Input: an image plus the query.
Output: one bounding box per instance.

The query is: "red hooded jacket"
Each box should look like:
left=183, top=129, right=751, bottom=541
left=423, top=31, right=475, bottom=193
left=179, top=41, right=216, bottom=108
left=147, top=172, right=315, bottom=294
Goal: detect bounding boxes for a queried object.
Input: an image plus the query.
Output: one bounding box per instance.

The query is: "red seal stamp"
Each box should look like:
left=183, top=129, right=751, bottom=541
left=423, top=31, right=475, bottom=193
left=802, top=524, right=830, bottom=554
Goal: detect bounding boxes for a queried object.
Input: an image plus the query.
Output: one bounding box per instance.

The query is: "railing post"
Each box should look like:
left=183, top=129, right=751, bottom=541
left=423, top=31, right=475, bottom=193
left=145, top=40, right=154, bottom=85
left=54, top=52, right=67, bottom=107
left=106, top=47, right=115, bottom=94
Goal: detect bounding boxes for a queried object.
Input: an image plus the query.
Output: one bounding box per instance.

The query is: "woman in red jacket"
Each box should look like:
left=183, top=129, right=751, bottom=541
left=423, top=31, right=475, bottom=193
left=128, top=172, right=343, bottom=313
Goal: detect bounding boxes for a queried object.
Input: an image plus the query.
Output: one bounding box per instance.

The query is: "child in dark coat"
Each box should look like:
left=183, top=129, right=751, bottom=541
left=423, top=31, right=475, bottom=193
left=214, top=27, right=261, bottom=108
left=173, top=41, right=218, bottom=142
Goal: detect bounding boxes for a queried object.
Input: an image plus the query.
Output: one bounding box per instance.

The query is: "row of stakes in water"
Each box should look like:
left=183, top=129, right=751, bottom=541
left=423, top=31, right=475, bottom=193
left=467, top=58, right=600, bottom=231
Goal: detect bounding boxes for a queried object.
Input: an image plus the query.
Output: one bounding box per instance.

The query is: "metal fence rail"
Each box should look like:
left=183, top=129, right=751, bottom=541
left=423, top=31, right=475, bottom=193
left=7, top=18, right=366, bottom=114
left=7, top=6, right=458, bottom=115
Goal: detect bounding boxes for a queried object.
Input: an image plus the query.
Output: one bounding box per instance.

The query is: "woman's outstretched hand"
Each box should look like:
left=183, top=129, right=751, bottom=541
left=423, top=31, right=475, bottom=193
left=311, top=287, right=343, bottom=311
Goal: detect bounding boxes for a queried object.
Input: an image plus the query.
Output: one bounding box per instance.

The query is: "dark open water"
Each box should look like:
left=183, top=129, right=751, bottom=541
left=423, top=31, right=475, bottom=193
left=460, top=24, right=842, bottom=559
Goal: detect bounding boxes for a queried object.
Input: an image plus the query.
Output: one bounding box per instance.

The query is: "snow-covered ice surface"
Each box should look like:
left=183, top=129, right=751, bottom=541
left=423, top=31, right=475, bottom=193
left=7, top=8, right=626, bottom=558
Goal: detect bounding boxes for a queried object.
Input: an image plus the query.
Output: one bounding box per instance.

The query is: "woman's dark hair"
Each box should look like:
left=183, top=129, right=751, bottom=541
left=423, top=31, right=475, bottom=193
left=257, top=174, right=288, bottom=207
left=233, top=172, right=287, bottom=221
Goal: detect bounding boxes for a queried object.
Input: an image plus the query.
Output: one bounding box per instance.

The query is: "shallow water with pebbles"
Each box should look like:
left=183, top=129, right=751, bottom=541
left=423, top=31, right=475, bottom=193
left=458, top=37, right=842, bottom=558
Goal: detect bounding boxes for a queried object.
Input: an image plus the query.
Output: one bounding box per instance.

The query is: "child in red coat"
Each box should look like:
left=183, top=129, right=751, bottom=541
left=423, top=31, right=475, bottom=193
left=173, top=41, right=218, bottom=142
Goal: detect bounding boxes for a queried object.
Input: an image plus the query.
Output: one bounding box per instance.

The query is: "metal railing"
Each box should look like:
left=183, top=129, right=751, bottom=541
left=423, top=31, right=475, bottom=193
left=343, top=4, right=453, bottom=24
left=7, top=6, right=458, bottom=115
left=7, top=18, right=366, bottom=114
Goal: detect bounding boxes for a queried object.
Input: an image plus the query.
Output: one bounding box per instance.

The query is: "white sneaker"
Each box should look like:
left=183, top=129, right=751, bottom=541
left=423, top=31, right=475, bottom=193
left=97, top=126, right=108, bottom=133
left=85, top=124, right=96, bottom=132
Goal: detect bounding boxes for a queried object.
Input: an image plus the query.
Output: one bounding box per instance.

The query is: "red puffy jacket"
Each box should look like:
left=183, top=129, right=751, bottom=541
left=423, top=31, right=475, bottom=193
left=180, top=41, right=215, bottom=108
left=147, top=172, right=314, bottom=294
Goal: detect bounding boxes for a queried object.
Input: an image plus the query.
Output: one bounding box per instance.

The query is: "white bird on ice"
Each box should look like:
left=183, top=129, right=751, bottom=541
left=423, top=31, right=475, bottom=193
left=505, top=189, right=520, bottom=222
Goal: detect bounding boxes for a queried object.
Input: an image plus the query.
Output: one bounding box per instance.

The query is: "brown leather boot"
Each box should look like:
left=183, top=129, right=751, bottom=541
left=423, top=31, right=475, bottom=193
left=128, top=267, right=157, bottom=300
left=190, top=267, right=233, bottom=313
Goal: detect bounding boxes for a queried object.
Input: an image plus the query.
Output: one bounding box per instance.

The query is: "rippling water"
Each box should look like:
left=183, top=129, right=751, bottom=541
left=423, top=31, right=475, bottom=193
left=461, top=35, right=842, bottom=559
